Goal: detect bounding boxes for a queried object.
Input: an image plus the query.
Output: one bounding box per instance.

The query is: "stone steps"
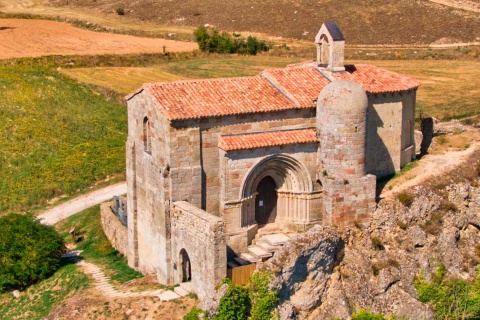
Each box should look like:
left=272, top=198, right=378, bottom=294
left=240, top=252, right=262, bottom=263
left=240, top=232, right=290, bottom=264
left=247, top=245, right=272, bottom=259
left=256, top=239, right=281, bottom=253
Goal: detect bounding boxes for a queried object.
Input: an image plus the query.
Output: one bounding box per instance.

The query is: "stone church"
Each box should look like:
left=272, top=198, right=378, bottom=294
left=123, top=22, right=420, bottom=298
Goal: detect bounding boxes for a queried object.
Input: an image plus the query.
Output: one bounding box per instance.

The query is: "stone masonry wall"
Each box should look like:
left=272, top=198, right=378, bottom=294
left=171, top=201, right=226, bottom=300
left=126, top=90, right=173, bottom=282
left=100, top=202, right=128, bottom=257
left=170, top=108, right=317, bottom=215
left=365, top=91, right=416, bottom=177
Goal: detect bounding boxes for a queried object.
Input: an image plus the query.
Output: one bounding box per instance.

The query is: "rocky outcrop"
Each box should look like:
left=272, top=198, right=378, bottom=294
left=262, top=178, right=480, bottom=319
left=259, top=226, right=342, bottom=317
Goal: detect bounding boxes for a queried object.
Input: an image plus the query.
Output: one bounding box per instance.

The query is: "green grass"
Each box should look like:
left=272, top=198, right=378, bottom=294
left=0, top=263, right=89, bottom=319
left=56, top=206, right=143, bottom=284
left=0, top=65, right=127, bottom=214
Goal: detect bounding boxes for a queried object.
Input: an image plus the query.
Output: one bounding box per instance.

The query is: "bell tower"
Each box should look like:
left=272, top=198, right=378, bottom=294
left=315, top=21, right=345, bottom=72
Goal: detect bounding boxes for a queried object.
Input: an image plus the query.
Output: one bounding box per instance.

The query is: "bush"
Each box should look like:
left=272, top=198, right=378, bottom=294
left=248, top=271, right=279, bottom=320
left=397, top=192, right=414, bottom=207
left=0, top=214, right=65, bottom=292
left=351, top=309, right=385, bottom=320
left=214, top=272, right=278, bottom=320
left=415, top=265, right=480, bottom=319
left=184, top=307, right=207, bottom=320
left=115, top=7, right=125, bottom=15
left=371, top=237, right=384, bottom=250
left=215, top=279, right=251, bottom=320
left=193, top=27, right=269, bottom=55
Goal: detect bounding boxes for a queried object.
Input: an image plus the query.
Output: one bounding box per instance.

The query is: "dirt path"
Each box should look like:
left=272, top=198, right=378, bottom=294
left=0, top=19, right=197, bottom=59
left=37, top=182, right=126, bottom=225
left=381, top=139, right=480, bottom=199
left=62, top=251, right=184, bottom=301
left=427, top=0, right=480, bottom=13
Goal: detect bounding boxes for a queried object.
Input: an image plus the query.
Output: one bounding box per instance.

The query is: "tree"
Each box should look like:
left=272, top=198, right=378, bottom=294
left=0, top=213, right=65, bottom=292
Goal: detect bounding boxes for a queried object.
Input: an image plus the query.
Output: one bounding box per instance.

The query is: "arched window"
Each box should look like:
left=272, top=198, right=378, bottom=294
left=143, top=117, right=152, bottom=154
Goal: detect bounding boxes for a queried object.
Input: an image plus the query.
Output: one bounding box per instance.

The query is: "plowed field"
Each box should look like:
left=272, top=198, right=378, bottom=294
left=0, top=19, right=197, bottom=59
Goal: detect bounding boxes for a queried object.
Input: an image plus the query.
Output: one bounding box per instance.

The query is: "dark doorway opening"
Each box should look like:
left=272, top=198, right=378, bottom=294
left=255, top=176, right=277, bottom=225
left=180, top=249, right=191, bottom=282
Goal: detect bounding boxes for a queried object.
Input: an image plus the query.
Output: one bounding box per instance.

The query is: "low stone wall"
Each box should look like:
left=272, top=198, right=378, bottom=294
left=171, top=201, right=227, bottom=300
left=100, top=202, right=128, bottom=257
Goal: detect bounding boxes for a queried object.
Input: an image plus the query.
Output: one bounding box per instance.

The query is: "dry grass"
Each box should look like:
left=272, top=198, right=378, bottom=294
left=44, top=0, right=480, bottom=45
left=60, top=55, right=304, bottom=94
left=350, top=60, right=480, bottom=120
left=62, top=58, right=479, bottom=120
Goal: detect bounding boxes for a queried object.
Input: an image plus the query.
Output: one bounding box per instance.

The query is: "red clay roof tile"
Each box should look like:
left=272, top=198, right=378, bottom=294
left=333, top=64, right=421, bottom=94
left=145, top=76, right=296, bottom=121
left=218, top=128, right=317, bottom=151
left=139, top=62, right=420, bottom=121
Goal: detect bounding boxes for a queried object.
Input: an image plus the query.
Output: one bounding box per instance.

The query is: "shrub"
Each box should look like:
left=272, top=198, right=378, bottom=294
left=115, top=7, right=125, bottom=15
left=184, top=307, right=207, bottom=320
left=248, top=271, right=279, bottom=320
left=371, top=237, right=384, bottom=250
left=440, top=200, right=458, bottom=212
left=415, top=265, right=480, bottom=319
left=351, top=309, right=385, bottom=320
left=215, top=279, right=251, bottom=320
left=397, top=192, right=414, bottom=207
left=193, top=27, right=269, bottom=55
left=0, top=214, right=65, bottom=292
left=397, top=220, right=407, bottom=230
left=214, top=272, right=278, bottom=320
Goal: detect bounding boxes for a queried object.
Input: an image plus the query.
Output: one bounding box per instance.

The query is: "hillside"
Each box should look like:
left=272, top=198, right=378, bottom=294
left=46, top=0, right=480, bottom=44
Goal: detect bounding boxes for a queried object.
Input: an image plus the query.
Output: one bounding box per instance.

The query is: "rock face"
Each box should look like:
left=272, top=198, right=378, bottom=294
left=260, top=178, right=480, bottom=319
left=260, top=226, right=342, bottom=316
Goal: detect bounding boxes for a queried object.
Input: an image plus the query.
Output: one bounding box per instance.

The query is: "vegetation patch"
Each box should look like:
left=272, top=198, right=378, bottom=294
left=0, top=65, right=127, bottom=214
left=194, top=27, right=269, bottom=55
left=351, top=309, right=386, bottom=320
left=0, top=263, right=88, bottom=319
left=397, top=192, right=414, bottom=207
left=55, top=206, right=143, bottom=284
left=415, top=264, right=480, bottom=319
left=187, top=271, right=278, bottom=320
left=0, top=214, right=65, bottom=292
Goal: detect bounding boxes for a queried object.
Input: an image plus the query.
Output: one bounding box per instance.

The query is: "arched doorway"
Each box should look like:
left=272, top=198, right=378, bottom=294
left=180, top=249, right=191, bottom=282
left=255, top=176, right=277, bottom=225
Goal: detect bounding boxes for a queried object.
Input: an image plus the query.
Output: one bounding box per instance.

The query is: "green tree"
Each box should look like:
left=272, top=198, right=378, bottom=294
left=0, top=213, right=65, bottom=292
left=248, top=271, right=279, bottom=320
left=215, top=279, right=251, bottom=320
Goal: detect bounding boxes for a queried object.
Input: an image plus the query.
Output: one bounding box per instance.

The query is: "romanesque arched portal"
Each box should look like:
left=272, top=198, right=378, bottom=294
left=240, top=154, right=314, bottom=228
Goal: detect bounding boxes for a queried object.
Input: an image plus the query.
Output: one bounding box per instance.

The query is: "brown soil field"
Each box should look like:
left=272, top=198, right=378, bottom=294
left=0, top=19, right=197, bottom=59
left=46, top=0, right=480, bottom=45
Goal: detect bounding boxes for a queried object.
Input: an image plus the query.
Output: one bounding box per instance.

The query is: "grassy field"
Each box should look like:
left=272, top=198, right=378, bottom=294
left=0, top=263, right=89, bottom=319
left=61, top=55, right=305, bottom=93
left=0, top=66, right=127, bottom=214
left=55, top=206, right=143, bottom=284
left=61, top=56, right=480, bottom=120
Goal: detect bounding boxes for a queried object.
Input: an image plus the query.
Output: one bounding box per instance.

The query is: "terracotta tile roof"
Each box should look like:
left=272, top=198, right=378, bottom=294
left=136, top=62, right=420, bottom=121
left=262, top=66, right=330, bottom=107
left=332, top=64, right=421, bottom=94
left=218, top=128, right=317, bottom=151
left=144, top=76, right=296, bottom=121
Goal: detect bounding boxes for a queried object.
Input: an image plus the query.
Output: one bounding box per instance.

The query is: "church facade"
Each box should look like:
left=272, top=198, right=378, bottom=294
left=123, top=22, right=420, bottom=296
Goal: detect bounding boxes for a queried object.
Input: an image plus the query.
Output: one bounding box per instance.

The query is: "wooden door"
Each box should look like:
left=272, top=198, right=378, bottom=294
left=255, top=176, right=277, bottom=225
